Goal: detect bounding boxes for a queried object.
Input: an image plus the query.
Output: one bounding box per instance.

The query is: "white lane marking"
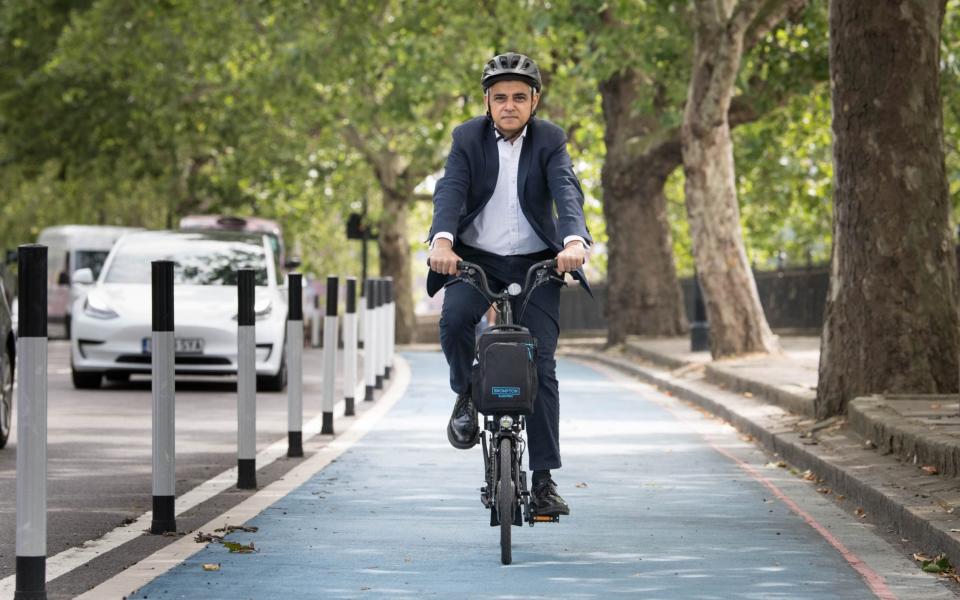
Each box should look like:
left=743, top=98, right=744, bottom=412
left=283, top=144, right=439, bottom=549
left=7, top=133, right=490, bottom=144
left=0, top=357, right=382, bottom=598
left=76, top=355, right=409, bottom=599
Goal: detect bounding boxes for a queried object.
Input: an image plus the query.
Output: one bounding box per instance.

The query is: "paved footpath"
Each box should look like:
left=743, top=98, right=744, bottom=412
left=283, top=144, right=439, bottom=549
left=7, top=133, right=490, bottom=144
left=110, top=352, right=951, bottom=599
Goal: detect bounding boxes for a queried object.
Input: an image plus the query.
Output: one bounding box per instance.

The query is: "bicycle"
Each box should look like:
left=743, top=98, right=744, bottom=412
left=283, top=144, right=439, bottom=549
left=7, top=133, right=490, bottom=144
left=451, top=258, right=565, bottom=565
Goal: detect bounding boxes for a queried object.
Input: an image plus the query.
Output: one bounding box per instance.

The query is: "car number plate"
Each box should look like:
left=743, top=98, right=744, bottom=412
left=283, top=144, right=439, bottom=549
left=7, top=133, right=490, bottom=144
left=142, top=337, right=205, bottom=355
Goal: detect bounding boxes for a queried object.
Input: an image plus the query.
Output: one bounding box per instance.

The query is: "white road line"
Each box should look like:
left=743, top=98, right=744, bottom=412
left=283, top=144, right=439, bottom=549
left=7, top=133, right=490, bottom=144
left=0, top=357, right=390, bottom=599
left=77, top=355, right=409, bottom=599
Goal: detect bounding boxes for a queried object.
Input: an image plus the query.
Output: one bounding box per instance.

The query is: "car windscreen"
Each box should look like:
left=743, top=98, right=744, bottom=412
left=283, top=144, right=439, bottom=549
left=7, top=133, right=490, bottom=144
left=74, top=250, right=111, bottom=279
left=104, top=238, right=268, bottom=286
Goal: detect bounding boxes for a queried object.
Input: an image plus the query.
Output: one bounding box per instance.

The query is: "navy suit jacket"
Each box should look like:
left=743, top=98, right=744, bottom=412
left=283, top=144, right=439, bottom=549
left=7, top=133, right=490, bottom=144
left=427, top=115, right=593, bottom=297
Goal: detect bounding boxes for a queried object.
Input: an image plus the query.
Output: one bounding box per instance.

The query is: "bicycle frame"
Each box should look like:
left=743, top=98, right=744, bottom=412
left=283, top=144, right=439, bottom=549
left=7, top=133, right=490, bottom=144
left=454, top=259, right=563, bottom=548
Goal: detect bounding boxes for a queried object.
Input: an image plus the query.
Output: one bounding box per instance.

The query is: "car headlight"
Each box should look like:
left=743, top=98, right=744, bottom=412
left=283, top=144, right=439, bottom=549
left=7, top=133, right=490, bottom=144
left=83, top=293, right=119, bottom=320
left=232, top=301, right=272, bottom=321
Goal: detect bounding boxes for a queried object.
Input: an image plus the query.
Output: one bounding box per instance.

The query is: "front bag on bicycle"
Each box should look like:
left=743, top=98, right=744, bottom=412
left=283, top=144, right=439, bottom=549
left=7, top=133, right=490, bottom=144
left=472, top=325, right=538, bottom=415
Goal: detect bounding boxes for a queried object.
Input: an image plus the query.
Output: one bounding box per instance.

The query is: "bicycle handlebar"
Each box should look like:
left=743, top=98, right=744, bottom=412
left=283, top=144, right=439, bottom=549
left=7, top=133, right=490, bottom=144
left=454, top=259, right=560, bottom=302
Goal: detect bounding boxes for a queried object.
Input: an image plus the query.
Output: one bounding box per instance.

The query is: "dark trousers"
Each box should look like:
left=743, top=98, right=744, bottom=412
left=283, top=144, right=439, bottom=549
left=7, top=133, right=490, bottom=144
left=439, top=245, right=562, bottom=471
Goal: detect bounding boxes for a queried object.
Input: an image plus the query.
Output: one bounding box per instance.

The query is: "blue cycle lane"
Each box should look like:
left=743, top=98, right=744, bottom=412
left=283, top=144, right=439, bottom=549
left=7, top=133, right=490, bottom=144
left=130, top=351, right=910, bottom=599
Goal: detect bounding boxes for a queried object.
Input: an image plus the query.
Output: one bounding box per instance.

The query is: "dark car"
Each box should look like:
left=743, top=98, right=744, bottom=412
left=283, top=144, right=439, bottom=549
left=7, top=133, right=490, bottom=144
left=0, top=271, right=13, bottom=448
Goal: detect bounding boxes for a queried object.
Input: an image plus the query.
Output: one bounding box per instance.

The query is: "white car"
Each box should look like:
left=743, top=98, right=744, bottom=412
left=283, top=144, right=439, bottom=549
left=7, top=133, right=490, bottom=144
left=70, top=230, right=288, bottom=391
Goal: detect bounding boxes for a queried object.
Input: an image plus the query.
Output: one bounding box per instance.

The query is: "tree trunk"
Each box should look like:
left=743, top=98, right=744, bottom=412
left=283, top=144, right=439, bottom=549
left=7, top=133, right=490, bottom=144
left=681, top=1, right=781, bottom=359
left=816, top=0, right=957, bottom=418
left=600, top=71, right=687, bottom=345
left=379, top=189, right=416, bottom=344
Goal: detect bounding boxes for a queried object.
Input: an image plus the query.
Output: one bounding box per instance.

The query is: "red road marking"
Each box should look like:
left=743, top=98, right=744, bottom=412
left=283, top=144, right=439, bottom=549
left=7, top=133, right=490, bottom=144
left=708, top=442, right=897, bottom=600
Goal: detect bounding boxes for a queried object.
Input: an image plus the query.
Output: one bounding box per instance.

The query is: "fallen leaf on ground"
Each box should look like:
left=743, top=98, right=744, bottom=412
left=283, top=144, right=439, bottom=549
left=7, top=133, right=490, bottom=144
left=739, top=434, right=754, bottom=442
left=920, top=553, right=952, bottom=574
left=202, top=563, right=220, bottom=572
left=855, top=507, right=867, bottom=519
left=802, top=470, right=817, bottom=482
left=766, top=461, right=788, bottom=469
left=575, top=482, right=588, bottom=488
left=216, top=524, right=259, bottom=534
left=743, top=392, right=754, bottom=398
left=837, top=495, right=846, bottom=501
left=816, top=488, right=831, bottom=494
left=914, top=553, right=934, bottom=562
left=195, top=532, right=224, bottom=544
left=161, top=531, right=181, bottom=537
left=921, top=465, right=939, bottom=476
left=223, top=541, right=257, bottom=554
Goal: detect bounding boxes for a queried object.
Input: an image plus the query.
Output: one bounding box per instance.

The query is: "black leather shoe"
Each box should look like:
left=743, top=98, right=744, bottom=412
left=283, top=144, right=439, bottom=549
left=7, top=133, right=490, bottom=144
left=531, top=478, right=570, bottom=516
left=446, top=392, right=479, bottom=449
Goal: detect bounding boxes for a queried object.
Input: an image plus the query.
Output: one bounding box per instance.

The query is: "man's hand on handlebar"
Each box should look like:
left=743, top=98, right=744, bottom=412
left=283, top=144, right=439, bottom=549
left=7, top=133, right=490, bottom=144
left=428, top=237, right=462, bottom=276
left=556, top=240, right=587, bottom=273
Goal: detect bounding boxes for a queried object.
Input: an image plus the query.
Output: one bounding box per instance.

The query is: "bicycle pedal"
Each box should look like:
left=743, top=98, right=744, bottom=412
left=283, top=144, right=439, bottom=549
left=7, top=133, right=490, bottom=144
left=531, top=514, right=559, bottom=523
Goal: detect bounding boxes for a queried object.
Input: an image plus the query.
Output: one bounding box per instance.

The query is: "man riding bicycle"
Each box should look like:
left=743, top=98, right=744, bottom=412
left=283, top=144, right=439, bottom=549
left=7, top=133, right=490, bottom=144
left=427, top=52, right=592, bottom=517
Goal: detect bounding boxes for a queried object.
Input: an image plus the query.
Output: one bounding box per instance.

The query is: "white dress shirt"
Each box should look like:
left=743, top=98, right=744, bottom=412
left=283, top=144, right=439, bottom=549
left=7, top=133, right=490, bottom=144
left=432, top=125, right=585, bottom=255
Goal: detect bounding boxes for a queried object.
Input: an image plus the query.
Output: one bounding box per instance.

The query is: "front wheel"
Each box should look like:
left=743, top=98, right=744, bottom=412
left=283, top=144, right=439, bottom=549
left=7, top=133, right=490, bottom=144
left=498, top=436, right=514, bottom=565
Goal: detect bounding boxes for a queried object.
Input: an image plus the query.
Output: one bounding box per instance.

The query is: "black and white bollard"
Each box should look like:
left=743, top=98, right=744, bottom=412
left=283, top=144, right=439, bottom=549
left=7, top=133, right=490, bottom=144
left=363, top=279, right=376, bottom=402
left=287, top=274, right=304, bottom=458
left=357, top=280, right=365, bottom=349
left=374, top=279, right=385, bottom=390
left=321, top=276, right=338, bottom=435
left=384, top=277, right=394, bottom=380
left=16, top=244, right=47, bottom=600
left=236, top=269, right=257, bottom=489
left=343, top=277, right=358, bottom=417
left=150, top=261, right=176, bottom=534
left=311, top=294, right=321, bottom=348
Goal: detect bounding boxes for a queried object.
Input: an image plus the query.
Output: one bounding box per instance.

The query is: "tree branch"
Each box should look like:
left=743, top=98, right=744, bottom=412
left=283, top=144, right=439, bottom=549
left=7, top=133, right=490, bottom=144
left=744, top=0, right=809, bottom=51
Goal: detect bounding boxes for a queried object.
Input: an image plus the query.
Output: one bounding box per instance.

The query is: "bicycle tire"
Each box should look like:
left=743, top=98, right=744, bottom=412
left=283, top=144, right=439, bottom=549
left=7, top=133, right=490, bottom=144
left=498, top=436, right=514, bottom=565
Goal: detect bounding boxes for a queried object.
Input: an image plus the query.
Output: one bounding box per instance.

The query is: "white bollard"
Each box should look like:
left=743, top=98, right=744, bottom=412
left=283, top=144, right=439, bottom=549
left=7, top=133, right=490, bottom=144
left=236, top=269, right=257, bottom=489
left=363, top=279, right=377, bottom=402
left=375, top=279, right=386, bottom=389
left=385, top=276, right=394, bottom=379
left=150, top=260, right=176, bottom=534
left=286, top=273, right=304, bottom=457
left=343, top=277, right=358, bottom=417
left=15, top=244, right=48, bottom=600
left=311, top=294, right=321, bottom=348
left=321, top=276, right=338, bottom=434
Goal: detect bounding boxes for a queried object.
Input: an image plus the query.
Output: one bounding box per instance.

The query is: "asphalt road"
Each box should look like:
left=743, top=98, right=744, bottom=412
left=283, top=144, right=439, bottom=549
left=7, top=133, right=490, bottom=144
left=0, top=339, right=360, bottom=586
left=125, top=352, right=955, bottom=600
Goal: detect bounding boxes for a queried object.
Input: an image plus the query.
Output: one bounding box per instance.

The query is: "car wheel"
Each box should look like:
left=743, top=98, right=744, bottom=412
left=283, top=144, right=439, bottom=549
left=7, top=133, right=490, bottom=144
left=0, top=344, right=13, bottom=449
left=72, top=367, right=102, bottom=390
left=256, top=352, right=287, bottom=393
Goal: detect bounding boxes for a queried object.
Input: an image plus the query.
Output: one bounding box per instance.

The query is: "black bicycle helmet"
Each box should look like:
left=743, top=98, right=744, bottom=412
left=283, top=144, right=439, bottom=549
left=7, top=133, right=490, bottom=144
left=481, top=52, right=542, bottom=92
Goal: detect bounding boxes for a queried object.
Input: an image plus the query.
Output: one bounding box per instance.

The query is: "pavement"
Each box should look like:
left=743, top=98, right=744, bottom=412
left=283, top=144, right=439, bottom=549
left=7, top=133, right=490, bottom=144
left=72, top=350, right=956, bottom=599
left=562, top=335, right=960, bottom=580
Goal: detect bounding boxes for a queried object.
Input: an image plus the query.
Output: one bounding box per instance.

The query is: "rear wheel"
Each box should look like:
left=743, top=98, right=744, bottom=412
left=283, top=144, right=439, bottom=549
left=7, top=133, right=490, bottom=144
left=72, top=367, right=102, bottom=390
left=0, top=344, right=13, bottom=449
left=498, top=436, right=514, bottom=565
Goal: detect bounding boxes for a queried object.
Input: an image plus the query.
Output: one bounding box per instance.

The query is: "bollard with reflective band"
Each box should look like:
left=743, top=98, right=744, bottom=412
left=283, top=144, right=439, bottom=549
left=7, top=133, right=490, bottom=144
left=357, top=283, right=365, bottom=349
left=363, top=279, right=376, bottom=401
left=374, top=279, right=385, bottom=390
left=343, top=277, right=358, bottom=417
left=321, top=276, right=339, bottom=434
left=15, top=244, right=47, bottom=600
left=236, top=269, right=257, bottom=489
left=311, top=294, right=321, bottom=348
left=151, top=261, right=177, bottom=534
left=385, top=277, right=394, bottom=379
left=287, top=274, right=304, bottom=457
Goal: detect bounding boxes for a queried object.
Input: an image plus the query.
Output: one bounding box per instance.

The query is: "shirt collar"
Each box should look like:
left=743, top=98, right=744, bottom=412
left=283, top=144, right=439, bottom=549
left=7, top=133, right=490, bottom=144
left=494, top=123, right=528, bottom=144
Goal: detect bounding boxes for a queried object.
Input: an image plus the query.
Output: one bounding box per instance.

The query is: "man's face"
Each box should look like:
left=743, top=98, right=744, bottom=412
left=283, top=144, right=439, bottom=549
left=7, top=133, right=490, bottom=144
left=486, top=79, right=539, bottom=136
